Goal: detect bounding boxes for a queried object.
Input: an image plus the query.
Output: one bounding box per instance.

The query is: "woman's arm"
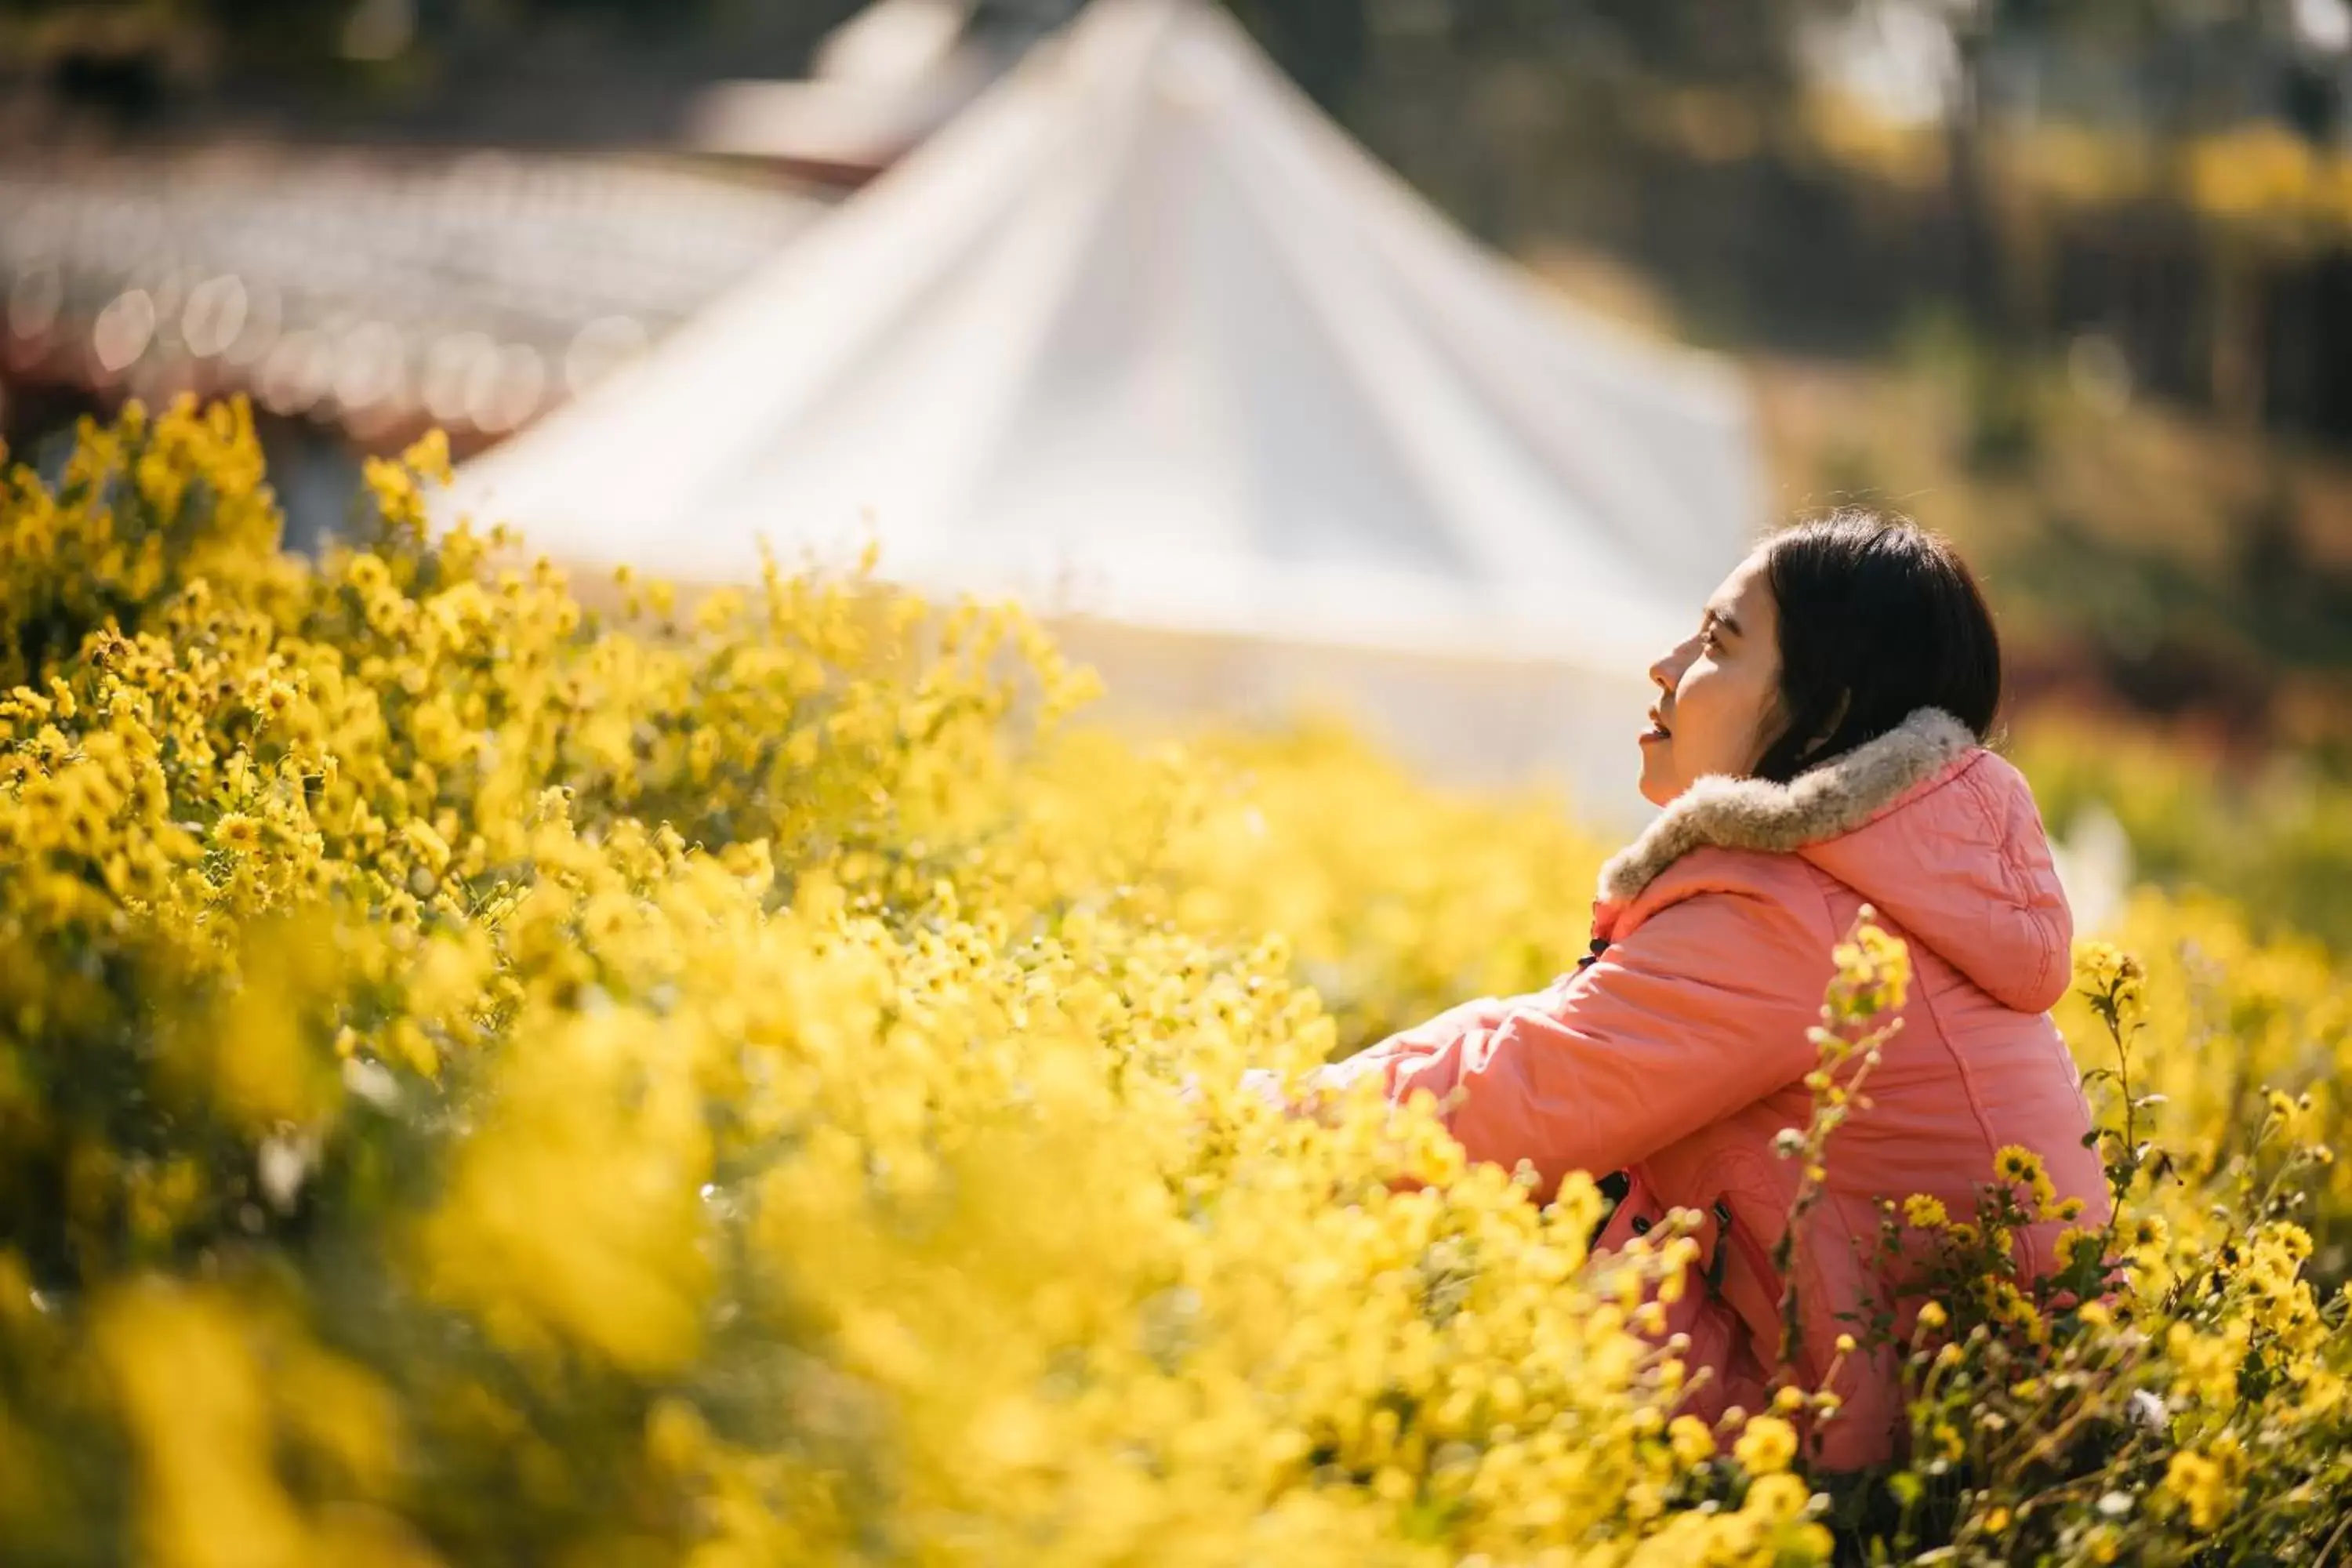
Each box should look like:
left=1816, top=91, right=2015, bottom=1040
left=1363, top=888, right=1836, bottom=1197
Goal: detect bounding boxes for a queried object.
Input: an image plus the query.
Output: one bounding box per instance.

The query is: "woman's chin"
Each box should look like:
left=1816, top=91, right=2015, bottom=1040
left=1635, top=750, right=1679, bottom=808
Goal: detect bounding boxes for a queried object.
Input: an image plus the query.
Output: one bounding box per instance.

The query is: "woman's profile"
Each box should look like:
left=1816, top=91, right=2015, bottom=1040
left=1315, top=509, right=2111, bottom=1471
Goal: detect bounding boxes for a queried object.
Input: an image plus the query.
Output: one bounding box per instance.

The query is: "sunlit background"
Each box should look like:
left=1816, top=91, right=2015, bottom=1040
left=6, top=0, right=2352, bottom=880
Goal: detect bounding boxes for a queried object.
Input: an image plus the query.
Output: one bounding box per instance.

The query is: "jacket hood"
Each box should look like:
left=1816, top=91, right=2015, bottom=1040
left=1597, top=709, right=2074, bottom=1013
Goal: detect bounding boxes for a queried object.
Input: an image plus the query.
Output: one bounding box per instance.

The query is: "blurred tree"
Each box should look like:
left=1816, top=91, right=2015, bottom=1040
left=1223, top=0, right=1368, bottom=108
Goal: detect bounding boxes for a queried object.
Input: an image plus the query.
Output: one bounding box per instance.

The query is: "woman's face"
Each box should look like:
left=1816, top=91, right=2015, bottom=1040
left=1638, top=551, right=1784, bottom=807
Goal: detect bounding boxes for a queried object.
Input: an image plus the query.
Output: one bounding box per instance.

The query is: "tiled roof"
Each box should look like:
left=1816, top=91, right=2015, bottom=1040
left=1, top=147, right=833, bottom=449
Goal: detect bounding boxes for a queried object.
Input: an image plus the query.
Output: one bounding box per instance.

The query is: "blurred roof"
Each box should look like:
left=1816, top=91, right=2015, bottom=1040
left=452, top=0, right=1762, bottom=670
left=0, top=147, right=829, bottom=445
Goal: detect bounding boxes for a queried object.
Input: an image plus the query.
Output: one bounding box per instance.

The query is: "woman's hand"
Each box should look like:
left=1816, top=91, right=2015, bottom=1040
left=1174, top=1060, right=1381, bottom=1125
left=1238, top=1067, right=1293, bottom=1112
left=1174, top=1066, right=1341, bottom=1120
left=1173, top=1068, right=1299, bottom=1116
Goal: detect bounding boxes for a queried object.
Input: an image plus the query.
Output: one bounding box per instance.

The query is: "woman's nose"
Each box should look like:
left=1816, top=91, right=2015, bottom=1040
left=1650, top=639, right=1693, bottom=693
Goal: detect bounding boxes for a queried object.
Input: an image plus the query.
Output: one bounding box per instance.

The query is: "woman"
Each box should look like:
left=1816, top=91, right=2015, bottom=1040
left=1316, top=510, right=2109, bottom=1471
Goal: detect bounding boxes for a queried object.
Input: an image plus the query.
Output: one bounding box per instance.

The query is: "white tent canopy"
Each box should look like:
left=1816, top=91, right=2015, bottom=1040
left=450, top=0, right=1763, bottom=806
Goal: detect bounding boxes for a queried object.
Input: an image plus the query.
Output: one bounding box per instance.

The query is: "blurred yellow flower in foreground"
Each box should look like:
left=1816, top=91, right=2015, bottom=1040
left=0, top=401, right=2345, bottom=1567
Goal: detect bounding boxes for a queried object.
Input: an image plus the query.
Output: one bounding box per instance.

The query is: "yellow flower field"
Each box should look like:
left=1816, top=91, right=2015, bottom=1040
left=0, top=399, right=2347, bottom=1565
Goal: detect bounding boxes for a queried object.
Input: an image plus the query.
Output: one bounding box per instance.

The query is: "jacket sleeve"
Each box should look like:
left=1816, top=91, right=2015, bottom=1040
left=1367, top=887, right=1836, bottom=1196
left=1309, top=993, right=1523, bottom=1094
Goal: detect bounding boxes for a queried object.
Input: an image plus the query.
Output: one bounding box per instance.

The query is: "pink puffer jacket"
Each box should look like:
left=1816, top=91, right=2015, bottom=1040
left=1323, top=709, right=2109, bottom=1470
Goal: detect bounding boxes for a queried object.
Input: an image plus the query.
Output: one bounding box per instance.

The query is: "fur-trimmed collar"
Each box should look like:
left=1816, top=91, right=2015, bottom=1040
left=1598, top=708, right=1979, bottom=905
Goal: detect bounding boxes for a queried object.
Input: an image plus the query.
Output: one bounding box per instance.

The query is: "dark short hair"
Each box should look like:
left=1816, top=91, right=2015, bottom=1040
left=1751, top=510, right=2002, bottom=784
